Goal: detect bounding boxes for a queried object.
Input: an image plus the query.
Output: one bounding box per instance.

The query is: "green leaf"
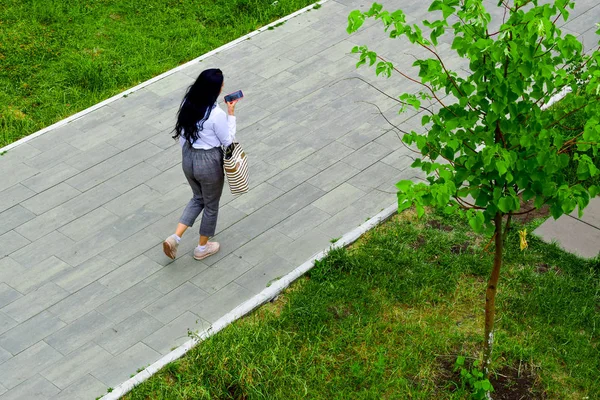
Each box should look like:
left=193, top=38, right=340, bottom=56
left=396, top=180, right=413, bottom=192
left=497, top=197, right=512, bottom=213
left=347, top=10, right=365, bottom=34
left=468, top=211, right=485, bottom=233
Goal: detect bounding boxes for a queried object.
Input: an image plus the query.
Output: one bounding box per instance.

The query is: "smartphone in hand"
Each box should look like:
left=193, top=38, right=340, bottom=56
left=224, top=90, right=244, bottom=103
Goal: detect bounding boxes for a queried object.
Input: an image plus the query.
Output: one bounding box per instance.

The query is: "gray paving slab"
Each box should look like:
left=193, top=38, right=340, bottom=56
left=274, top=228, right=333, bottom=265
left=103, top=161, right=163, bottom=194
left=49, top=374, right=107, bottom=400
left=246, top=159, right=283, bottom=187
left=0, top=374, right=60, bottom=400
left=141, top=183, right=190, bottom=216
left=56, top=229, right=119, bottom=267
left=0, top=285, right=21, bottom=309
left=15, top=182, right=121, bottom=242
left=96, top=283, right=162, bottom=325
left=318, top=204, right=373, bottom=239
left=0, top=311, right=66, bottom=355
left=48, top=282, right=117, bottom=324
left=144, top=282, right=208, bottom=325
left=144, top=250, right=209, bottom=291
left=570, top=197, right=600, bottom=229
left=190, top=254, right=254, bottom=295
left=145, top=143, right=180, bottom=171
left=0, top=346, right=10, bottom=364
left=98, top=255, right=163, bottom=294
left=0, top=205, right=36, bottom=236
left=52, top=256, right=119, bottom=294
left=270, top=182, right=326, bottom=215
left=267, top=161, right=321, bottom=192
left=234, top=229, right=294, bottom=267
left=191, top=282, right=254, bottom=324
left=0, top=257, right=25, bottom=289
left=274, top=204, right=332, bottom=240
left=102, top=207, right=163, bottom=242
left=1, top=0, right=597, bottom=397
left=107, top=123, right=161, bottom=152
left=58, top=207, right=119, bottom=242
left=235, top=254, right=295, bottom=293
left=63, top=142, right=122, bottom=171
left=143, top=311, right=209, bottom=355
left=104, top=184, right=162, bottom=218
left=0, top=185, right=36, bottom=214
left=313, top=182, right=366, bottom=215
left=21, top=183, right=81, bottom=216
left=100, top=229, right=162, bottom=266
left=344, top=141, right=395, bottom=171
left=206, top=204, right=289, bottom=266
left=90, top=342, right=161, bottom=388
left=94, top=311, right=164, bottom=357
left=145, top=164, right=187, bottom=195
left=65, top=141, right=163, bottom=192
left=0, top=143, right=41, bottom=163
left=534, top=213, right=600, bottom=259
left=1, top=283, right=69, bottom=323
left=0, top=231, right=29, bottom=258
left=45, top=310, right=113, bottom=356
left=303, top=141, right=355, bottom=171
left=307, top=161, right=361, bottom=192
left=0, top=162, right=38, bottom=193
left=40, top=342, right=112, bottom=390
left=0, top=312, right=17, bottom=337
left=22, top=164, right=80, bottom=194
left=67, top=124, right=123, bottom=153
left=0, top=341, right=63, bottom=390
left=347, top=161, right=403, bottom=192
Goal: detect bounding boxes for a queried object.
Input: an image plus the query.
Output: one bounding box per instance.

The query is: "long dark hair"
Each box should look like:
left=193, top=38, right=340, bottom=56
left=173, top=68, right=223, bottom=144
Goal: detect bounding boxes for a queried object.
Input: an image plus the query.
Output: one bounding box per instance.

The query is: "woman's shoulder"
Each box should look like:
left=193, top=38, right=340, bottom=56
left=212, top=104, right=226, bottom=116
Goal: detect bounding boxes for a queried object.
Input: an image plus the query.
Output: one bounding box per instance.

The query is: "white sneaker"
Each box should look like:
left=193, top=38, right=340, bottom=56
left=193, top=242, right=220, bottom=260
left=162, top=236, right=179, bottom=260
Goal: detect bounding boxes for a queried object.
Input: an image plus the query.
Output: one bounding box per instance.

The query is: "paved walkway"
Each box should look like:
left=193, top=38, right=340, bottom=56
left=535, top=197, right=600, bottom=258
left=0, top=0, right=598, bottom=398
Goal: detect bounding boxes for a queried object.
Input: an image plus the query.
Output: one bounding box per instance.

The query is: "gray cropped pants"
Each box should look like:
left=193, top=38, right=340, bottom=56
left=179, top=143, right=224, bottom=237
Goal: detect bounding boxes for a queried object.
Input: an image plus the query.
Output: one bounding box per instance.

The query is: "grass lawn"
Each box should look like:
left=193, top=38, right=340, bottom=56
left=120, top=209, right=599, bottom=399
left=0, top=0, right=316, bottom=147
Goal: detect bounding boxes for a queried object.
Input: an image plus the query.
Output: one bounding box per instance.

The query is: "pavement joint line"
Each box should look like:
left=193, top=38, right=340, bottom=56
left=565, top=212, right=600, bottom=230
left=0, top=0, right=330, bottom=155
left=99, top=202, right=398, bottom=400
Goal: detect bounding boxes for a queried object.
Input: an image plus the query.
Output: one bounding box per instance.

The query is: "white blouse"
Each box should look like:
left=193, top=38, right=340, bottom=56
left=179, top=103, right=236, bottom=150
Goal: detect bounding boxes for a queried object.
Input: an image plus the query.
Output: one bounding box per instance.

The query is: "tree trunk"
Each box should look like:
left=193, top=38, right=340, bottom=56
left=483, top=212, right=504, bottom=375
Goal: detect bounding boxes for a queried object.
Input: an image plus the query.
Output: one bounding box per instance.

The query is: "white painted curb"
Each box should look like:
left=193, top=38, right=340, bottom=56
left=100, top=202, right=397, bottom=400
left=0, top=0, right=330, bottom=154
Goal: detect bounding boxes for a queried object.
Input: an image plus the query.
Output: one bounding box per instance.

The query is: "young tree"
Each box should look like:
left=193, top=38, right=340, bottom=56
left=347, top=0, right=600, bottom=375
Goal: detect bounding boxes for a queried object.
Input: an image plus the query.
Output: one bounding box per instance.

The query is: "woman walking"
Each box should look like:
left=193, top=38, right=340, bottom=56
left=163, top=68, right=238, bottom=261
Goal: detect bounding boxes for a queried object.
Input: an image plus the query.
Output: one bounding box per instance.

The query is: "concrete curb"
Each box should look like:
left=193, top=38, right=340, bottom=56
left=0, top=0, right=329, bottom=154
left=99, top=202, right=397, bottom=400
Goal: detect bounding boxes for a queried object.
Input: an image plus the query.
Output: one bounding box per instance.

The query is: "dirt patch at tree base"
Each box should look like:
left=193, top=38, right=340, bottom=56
left=512, top=198, right=551, bottom=224
left=437, top=358, right=546, bottom=399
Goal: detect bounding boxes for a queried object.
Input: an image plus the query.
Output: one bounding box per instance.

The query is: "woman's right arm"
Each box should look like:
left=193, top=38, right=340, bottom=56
left=214, top=102, right=238, bottom=146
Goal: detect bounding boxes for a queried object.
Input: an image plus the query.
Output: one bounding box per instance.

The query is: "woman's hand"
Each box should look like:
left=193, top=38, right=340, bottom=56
left=226, top=99, right=239, bottom=116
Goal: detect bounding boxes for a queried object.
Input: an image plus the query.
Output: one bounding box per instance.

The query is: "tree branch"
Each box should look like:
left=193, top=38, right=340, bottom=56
left=332, top=76, right=435, bottom=115
left=417, top=42, right=478, bottom=113
left=376, top=54, right=456, bottom=116
left=546, top=102, right=592, bottom=129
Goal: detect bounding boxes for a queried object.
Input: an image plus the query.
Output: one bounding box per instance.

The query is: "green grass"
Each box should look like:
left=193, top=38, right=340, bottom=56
left=122, top=210, right=599, bottom=399
left=0, top=0, right=316, bottom=147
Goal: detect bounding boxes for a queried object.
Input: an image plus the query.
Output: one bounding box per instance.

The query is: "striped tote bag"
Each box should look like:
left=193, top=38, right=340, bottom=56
left=223, top=142, right=249, bottom=195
